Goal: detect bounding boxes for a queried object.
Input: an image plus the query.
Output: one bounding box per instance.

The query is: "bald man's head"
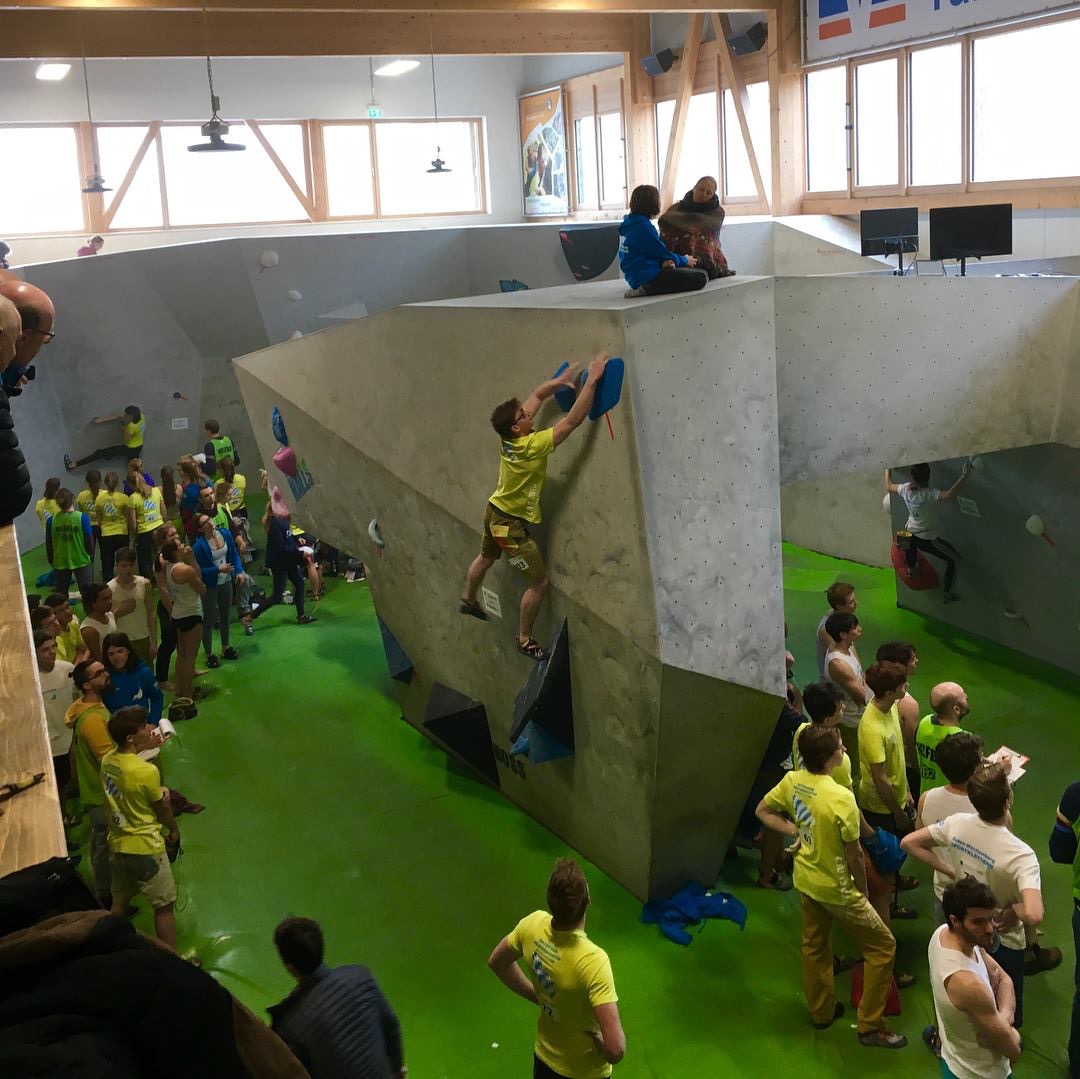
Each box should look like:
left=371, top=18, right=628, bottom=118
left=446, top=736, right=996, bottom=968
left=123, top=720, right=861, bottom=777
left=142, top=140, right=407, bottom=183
left=0, top=279, right=55, bottom=371
left=0, top=295, right=21, bottom=369
left=929, top=681, right=969, bottom=722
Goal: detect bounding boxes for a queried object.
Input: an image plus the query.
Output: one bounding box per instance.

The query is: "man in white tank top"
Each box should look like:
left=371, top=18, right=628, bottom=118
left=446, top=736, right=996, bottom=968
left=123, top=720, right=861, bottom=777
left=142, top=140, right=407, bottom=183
left=815, top=581, right=857, bottom=680
left=928, top=876, right=1020, bottom=1078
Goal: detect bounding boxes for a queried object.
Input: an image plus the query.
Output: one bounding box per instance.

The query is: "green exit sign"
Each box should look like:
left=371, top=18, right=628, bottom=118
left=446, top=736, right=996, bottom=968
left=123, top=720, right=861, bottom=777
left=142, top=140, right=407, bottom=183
left=367, top=105, right=383, bottom=119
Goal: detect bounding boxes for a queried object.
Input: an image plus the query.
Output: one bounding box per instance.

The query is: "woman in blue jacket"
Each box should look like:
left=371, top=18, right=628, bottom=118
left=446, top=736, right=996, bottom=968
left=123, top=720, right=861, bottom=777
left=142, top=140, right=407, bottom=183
left=192, top=513, right=245, bottom=667
left=619, top=184, right=709, bottom=298
left=103, top=630, right=164, bottom=726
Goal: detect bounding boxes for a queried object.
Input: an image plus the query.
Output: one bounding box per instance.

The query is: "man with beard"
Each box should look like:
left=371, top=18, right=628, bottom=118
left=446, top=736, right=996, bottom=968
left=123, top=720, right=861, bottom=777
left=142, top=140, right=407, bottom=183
left=915, top=682, right=971, bottom=791
left=928, top=875, right=1021, bottom=1077
left=65, top=659, right=116, bottom=905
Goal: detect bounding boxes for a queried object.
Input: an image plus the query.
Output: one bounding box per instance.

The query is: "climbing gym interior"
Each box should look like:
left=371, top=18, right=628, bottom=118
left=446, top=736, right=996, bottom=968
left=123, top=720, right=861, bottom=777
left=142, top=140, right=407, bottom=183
left=1, top=2, right=1078, bottom=1076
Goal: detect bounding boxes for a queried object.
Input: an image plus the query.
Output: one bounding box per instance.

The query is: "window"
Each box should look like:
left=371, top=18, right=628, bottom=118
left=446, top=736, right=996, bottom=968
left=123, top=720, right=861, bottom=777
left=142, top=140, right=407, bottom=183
left=160, top=123, right=307, bottom=226
left=322, top=124, right=376, bottom=218
left=574, top=116, right=599, bottom=208
left=973, top=20, right=1080, bottom=182
left=723, top=83, right=771, bottom=199
left=854, top=58, right=898, bottom=187
left=374, top=121, right=484, bottom=216
left=598, top=112, right=625, bottom=206
left=97, top=126, right=163, bottom=230
left=657, top=93, right=720, bottom=200
left=909, top=44, right=962, bottom=187
left=0, top=126, right=84, bottom=235
left=805, top=66, right=848, bottom=192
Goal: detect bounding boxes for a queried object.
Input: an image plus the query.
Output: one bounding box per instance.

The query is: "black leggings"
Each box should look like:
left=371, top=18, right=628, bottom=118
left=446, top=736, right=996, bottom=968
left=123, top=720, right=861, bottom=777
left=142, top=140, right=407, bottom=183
left=906, top=535, right=957, bottom=592
left=254, top=562, right=305, bottom=619
left=155, top=600, right=177, bottom=683
left=643, top=266, right=709, bottom=296
left=134, top=532, right=156, bottom=579
left=99, top=534, right=129, bottom=582
left=74, top=443, right=142, bottom=467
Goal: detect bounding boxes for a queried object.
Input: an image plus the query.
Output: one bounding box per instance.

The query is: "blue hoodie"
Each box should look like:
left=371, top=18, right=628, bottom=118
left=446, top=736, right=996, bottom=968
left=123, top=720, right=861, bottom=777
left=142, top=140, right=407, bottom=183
left=104, top=661, right=164, bottom=726
left=618, top=213, right=687, bottom=288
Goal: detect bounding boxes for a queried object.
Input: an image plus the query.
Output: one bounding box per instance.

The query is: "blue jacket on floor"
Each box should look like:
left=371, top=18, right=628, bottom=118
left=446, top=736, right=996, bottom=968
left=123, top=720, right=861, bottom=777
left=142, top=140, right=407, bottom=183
left=618, top=213, right=687, bottom=288
left=641, top=881, right=748, bottom=945
left=104, top=661, right=164, bottom=726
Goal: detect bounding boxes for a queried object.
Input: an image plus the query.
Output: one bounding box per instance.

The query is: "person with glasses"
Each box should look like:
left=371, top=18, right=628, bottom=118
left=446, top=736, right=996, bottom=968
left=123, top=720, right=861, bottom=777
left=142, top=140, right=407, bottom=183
left=0, top=277, right=55, bottom=398
left=65, top=404, right=145, bottom=472
left=459, top=354, right=608, bottom=661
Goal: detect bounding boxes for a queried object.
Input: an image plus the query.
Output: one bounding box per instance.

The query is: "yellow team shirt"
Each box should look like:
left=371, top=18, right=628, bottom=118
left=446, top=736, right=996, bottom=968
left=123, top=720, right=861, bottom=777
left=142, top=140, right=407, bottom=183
left=507, top=910, right=618, bottom=1079
left=76, top=488, right=101, bottom=527
left=489, top=428, right=556, bottom=525
left=763, top=769, right=861, bottom=906
left=123, top=416, right=145, bottom=449
left=96, top=490, right=132, bottom=537
left=55, top=616, right=83, bottom=663
left=858, top=700, right=910, bottom=815
left=792, top=721, right=853, bottom=791
left=101, top=749, right=165, bottom=856
left=35, top=497, right=60, bottom=528
left=226, top=472, right=247, bottom=513
left=132, top=486, right=163, bottom=534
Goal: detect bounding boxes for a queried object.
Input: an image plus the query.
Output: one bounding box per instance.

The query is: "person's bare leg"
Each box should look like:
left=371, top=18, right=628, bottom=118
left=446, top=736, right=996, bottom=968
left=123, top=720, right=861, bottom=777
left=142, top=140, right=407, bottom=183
left=463, top=555, right=495, bottom=603
left=518, top=575, right=549, bottom=644
left=154, top=903, right=177, bottom=950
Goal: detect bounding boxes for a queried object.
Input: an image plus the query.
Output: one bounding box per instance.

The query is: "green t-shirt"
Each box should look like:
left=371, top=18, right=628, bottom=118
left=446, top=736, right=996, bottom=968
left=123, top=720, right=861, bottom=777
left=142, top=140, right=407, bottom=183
left=49, top=510, right=91, bottom=570
left=915, top=715, right=962, bottom=790
left=764, top=769, right=861, bottom=906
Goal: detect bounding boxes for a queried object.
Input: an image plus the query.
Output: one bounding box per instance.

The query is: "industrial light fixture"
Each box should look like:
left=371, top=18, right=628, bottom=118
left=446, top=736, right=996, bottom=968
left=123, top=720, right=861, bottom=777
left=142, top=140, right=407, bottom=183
left=374, top=58, right=420, bottom=78
left=78, top=47, right=111, bottom=194
left=35, top=63, right=71, bottom=81
left=188, top=4, right=244, bottom=152
left=426, top=19, right=450, bottom=173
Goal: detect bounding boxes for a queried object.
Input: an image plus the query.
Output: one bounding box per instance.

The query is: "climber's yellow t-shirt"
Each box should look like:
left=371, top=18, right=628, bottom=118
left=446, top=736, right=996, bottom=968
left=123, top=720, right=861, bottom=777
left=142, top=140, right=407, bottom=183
left=489, top=428, right=556, bottom=525
left=96, top=490, right=132, bottom=537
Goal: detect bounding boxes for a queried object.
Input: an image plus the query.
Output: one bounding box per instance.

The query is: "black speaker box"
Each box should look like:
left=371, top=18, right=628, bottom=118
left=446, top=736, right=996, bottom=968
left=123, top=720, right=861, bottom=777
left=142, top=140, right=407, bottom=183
left=728, top=21, right=767, bottom=56
left=640, top=48, right=675, bottom=77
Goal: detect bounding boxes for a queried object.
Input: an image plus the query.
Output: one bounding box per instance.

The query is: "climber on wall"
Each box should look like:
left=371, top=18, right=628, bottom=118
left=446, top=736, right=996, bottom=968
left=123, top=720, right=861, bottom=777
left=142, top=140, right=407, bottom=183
left=459, top=353, right=609, bottom=661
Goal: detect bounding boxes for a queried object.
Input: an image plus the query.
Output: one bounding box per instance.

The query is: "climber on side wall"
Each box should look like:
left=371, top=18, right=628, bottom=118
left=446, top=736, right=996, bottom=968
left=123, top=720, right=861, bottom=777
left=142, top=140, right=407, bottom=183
left=458, top=353, right=609, bottom=662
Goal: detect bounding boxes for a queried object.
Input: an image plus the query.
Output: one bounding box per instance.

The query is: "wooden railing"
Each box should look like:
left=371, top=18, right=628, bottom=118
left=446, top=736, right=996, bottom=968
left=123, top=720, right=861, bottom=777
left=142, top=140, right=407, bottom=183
left=0, top=525, right=65, bottom=876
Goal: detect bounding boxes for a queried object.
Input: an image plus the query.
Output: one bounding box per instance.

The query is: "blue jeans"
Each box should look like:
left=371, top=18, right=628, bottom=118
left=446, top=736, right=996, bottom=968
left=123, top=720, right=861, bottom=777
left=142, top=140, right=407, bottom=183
left=1071, top=899, right=1079, bottom=1079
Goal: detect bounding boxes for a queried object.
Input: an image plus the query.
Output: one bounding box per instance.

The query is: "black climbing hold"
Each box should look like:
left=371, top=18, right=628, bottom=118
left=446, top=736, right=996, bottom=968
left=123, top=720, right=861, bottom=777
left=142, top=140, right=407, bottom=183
left=423, top=682, right=500, bottom=788
left=377, top=615, right=414, bottom=684
left=559, top=225, right=619, bottom=282
left=509, top=619, right=574, bottom=751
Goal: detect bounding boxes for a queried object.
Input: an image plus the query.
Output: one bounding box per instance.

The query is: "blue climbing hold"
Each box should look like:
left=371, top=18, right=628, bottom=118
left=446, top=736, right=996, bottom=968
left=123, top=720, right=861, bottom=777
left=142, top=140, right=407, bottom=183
left=550, top=359, right=624, bottom=421
left=271, top=406, right=289, bottom=446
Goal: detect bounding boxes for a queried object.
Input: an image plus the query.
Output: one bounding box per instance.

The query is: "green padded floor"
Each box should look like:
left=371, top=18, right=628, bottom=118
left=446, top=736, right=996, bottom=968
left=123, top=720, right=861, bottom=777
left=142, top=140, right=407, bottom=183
left=20, top=536, right=1077, bottom=1078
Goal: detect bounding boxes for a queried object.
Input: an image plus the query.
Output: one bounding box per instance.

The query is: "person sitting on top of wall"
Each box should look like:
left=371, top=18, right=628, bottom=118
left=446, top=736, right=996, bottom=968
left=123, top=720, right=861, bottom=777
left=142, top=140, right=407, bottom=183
left=619, top=184, right=708, bottom=299
left=658, top=175, right=734, bottom=279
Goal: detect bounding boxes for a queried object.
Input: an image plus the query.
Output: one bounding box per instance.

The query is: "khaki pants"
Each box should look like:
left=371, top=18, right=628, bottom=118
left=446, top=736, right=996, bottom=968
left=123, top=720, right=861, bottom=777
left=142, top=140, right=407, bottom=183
left=800, top=891, right=895, bottom=1033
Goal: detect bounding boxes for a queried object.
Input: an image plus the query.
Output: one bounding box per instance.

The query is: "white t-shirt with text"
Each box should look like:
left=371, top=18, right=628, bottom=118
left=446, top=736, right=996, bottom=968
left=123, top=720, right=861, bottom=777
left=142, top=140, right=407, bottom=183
left=898, top=482, right=941, bottom=535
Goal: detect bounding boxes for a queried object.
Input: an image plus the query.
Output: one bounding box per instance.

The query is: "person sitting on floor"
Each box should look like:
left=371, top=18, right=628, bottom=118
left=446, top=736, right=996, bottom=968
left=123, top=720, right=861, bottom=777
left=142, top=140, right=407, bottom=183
left=269, top=916, right=406, bottom=1079
left=658, top=175, right=734, bottom=279
left=619, top=184, right=708, bottom=298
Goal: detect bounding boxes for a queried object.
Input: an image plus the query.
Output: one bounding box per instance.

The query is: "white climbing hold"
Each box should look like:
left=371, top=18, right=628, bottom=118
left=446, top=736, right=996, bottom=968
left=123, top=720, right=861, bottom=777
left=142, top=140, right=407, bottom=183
left=287, top=289, right=302, bottom=302
left=289, top=330, right=303, bottom=340
left=368, top=518, right=385, bottom=548
left=1025, top=514, right=1044, bottom=536
left=259, top=250, right=279, bottom=270
left=882, top=493, right=891, bottom=512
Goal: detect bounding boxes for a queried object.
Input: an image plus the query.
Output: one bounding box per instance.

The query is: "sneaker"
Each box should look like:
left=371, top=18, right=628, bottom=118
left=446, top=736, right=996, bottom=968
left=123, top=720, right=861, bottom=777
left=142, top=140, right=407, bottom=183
left=206, top=654, right=221, bottom=669
left=222, top=647, right=239, bottom=660
left=1024, top=944, right=1063, bottom=975
left=297, top=614, right=317, bottom=625
left=64, top=453, right=74, bottom=471
left=858, top=1030, right=908, bottom=1049
left=244, top=622, right=254, bottom=637
left=623, top=286, right=647, bottom=298
left=282, top=590, right=293, bottom=604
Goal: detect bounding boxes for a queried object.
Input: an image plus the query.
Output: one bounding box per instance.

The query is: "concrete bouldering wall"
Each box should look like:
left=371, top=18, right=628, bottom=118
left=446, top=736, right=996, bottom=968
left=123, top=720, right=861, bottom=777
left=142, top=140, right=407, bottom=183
left=235, top=279, right=786, bottom=900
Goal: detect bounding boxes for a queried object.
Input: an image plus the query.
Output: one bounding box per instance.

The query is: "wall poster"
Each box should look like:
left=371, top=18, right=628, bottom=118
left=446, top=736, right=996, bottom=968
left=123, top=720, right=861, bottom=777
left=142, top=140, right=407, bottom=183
left=520, top=86, right=569, bottom=217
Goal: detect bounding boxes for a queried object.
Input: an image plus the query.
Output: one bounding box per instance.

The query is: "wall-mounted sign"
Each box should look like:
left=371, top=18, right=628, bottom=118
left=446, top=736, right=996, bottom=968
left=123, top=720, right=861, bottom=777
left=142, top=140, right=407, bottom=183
left=171, top=417, right=189, bottom=431
left=519, top=86, right=569, bottom=217
left=806, top=0, right=1078, bottom=64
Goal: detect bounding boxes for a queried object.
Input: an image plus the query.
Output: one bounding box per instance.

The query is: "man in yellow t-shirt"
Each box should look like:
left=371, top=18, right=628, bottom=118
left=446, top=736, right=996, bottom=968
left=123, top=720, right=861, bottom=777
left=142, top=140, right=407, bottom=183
left=758, top=724, right=904, bottom=1048
left=45, top=593, right=89, bottom=664
left=460, top=354, right=609, bottom=661
left=488, top=858, right=624, bottom=1078
left=858, top=662, right=915, bottom=834
left=102, top=707, right=180, bottom=948
left=220, top=458, right=247, bottom=518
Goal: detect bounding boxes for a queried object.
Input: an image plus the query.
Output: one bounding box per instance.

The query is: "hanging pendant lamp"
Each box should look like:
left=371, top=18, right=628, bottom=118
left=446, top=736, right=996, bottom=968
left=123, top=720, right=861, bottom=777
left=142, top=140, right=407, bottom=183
left=426, top=18, right=450, bottom=173
left=79, top=50, right=111, bottom=194
left=189, top=4, right=244, bottom=152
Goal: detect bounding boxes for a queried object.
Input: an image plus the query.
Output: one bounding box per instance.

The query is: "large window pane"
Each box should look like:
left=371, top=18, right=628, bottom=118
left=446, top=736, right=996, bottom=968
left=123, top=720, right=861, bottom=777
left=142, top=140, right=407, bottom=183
left=260, top=123, right=307, bottom=191
left=598, top=112, right=625, bottom=206
left=909, top=44, right=961, bottom=186
left=0, top=127, right=84, bottom=235
left=854, top=58, right=898, bottom=187
left=374, top=121, right=483, bottom=215
left=97, top=126, right=163, bottom=230
left=806, top=66, right=847, bottom=192
left=160, top=124, right=307, bottom=225
left=323, top=124, right=375, bottom=217
left=656, top=94, right=721, bottom=200
left=574, top=116, right=598, bottom=208
left=973, top=20, right=1080, bottom=181
left=723, top=83, right=771, bottom=199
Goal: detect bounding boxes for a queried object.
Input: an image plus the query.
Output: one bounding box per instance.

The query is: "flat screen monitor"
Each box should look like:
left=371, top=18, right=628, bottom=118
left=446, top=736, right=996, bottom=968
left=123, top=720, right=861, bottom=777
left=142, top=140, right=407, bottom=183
left=929, top=203, right=1012, bottom=262
left=860, top=207, right=919, bottom=257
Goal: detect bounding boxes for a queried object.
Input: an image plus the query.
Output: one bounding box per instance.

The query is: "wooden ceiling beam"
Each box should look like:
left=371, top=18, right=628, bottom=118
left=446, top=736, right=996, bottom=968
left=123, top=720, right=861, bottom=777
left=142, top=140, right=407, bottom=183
left=0, top=10, right=638, bottom=58
left=0, top=0, right=779, bottom=12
